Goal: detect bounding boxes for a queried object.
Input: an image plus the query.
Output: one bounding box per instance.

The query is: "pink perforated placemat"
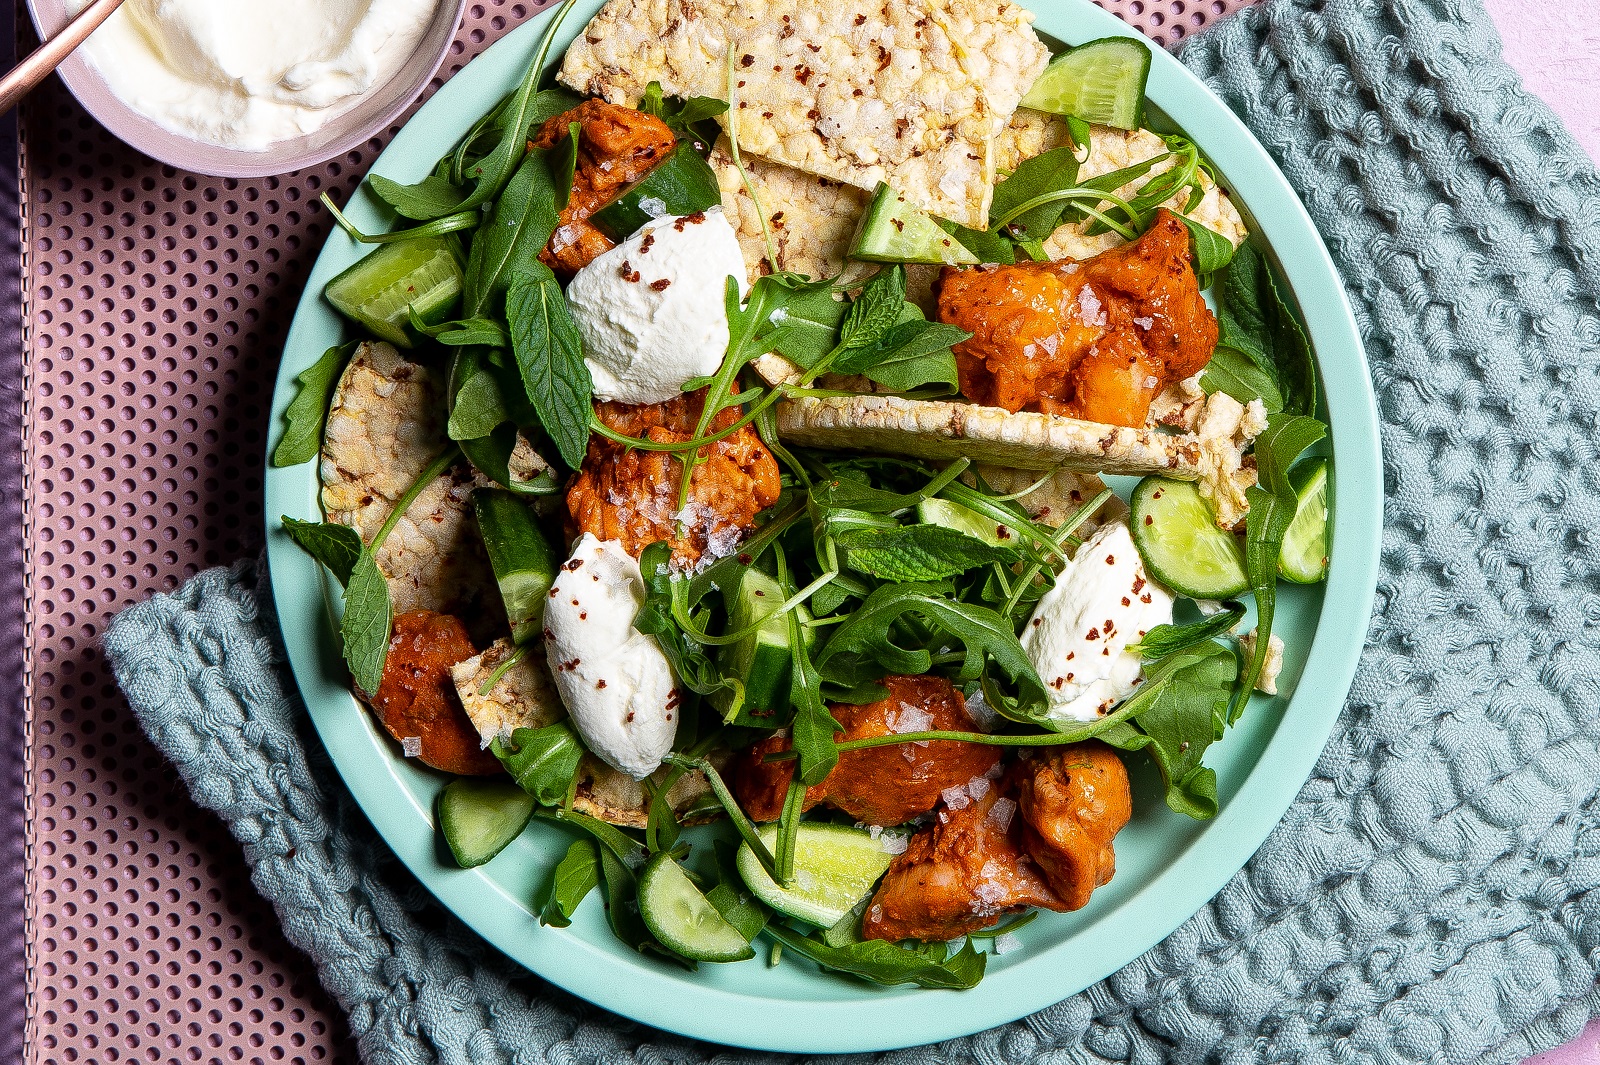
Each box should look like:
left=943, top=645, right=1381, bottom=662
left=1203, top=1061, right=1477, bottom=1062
left=16, top=1, right=1250, bottom=1061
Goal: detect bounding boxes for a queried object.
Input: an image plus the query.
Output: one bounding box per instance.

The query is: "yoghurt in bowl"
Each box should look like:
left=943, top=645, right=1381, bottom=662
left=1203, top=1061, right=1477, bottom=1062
left=29, top=0, right=467, bottom=176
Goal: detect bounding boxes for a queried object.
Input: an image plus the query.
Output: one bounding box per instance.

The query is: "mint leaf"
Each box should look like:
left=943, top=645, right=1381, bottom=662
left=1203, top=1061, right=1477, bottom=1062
left=638, top=80, right=729, bottom=136
left=835, top=266, right=907, bottom=353
left=831, top=320, right=968, bottom=376
left=281, top=517, right=362, bottom=586
left=1215, top=241, right=1317, bottom=416
left=835, top=525, right=1017, bottom=582
left=367, top=174, right=466, bottom=221
left=272, top=342, right=351, bottom=467
left=492, top=721, right=586, bottom=806
left=341, top=548, right=393, bottom=695
left=764, top=278, right=848, bottom=369
left=446, top=352, right=510, bottom=440
left=506, top=264, right=592, bottom=469
left=537, top=838, right=600, bottom=927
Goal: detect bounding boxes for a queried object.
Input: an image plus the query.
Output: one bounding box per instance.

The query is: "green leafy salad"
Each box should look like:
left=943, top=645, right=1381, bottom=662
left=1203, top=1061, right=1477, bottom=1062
left=272, top=0, right=1332, bottom=989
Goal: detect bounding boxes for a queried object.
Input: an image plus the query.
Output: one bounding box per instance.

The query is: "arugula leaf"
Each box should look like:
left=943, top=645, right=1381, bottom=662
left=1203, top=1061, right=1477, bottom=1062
left=763, top=925, right=986, bottom=989
left=1178, top=215, right=1235, bottom=274
left=834, top=525, right=1018, bottom=582
left=598, top=841, right=663, bottom=957
left=1199, top=345, right=1284, bottom=413
left=281, top=518, right=362, bottom=586
left=1131, top=601, right=1245, bottom=660
left=1237, top=414, right=1325, bottom=715
left=367, top=174, right=467, bottom=221
left=633, top=541, right=735, bottom=700
left=815, top=582, right=1049, bottom=724
left=447, top=3, right=581, bottom=217
left=834, top=266, right=907, bottom=354
left=537, top=838, right=600, bottom=927
left=763, top=278, right=849, bottom=369
left=989, top=146, right=1080, bottom=241
left=463, top=150, right=561, bottom=319
left=272, top=342, right=352, bottom=467
left=506, top=264, right=592, bottom=469
left=410, top=312, right=512, bottom=349
left=1217, top=242, right=1317, bottom=416
left=341, top=548, right=393, bottom=695
left=492, top=721, right=586, bottom=806
left=788, top=608, right=839, bottom=787
left=1098, top=641, right=1237, bottom=818
left=552, top=121, right=581, bottom=211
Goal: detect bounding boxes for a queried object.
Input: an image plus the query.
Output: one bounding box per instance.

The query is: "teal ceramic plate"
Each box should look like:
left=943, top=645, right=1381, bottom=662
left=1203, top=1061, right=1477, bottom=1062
left=265, top=0, right=1381, bottom=1052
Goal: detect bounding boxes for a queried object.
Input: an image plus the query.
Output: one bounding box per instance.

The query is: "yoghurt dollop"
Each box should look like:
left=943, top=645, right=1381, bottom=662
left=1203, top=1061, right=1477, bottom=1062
left=70, top=0, right=439, bottom=151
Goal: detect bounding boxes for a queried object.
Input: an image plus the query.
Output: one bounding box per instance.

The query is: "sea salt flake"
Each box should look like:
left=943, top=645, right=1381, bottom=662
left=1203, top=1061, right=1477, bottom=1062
left=992, top=932, right=1021, bottom=955
left=1133, top=315, right=1154, bottom=330
left=877, top=831, right=909, bottom=855
left=889, top=702, right=934, bottom=734
left=986, top=796, right=1017, bottom=833
left=1077, top=286, right=1107, bottom=327
left=639, top=196, right=667, bottom=218
left=965, top=776, right=991, bottom=802
left=401, top=736, right=422, bottom=758
left=941, top=784, right=971, bottom=810
left=963, top=689, right=999, bottom=731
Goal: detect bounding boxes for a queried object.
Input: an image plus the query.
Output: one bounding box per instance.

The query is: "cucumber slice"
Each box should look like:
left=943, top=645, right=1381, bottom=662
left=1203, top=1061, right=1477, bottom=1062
left=736, top=824, right=898, bottom=928
left=1280, top=459, right=1329, bottom=584
left=917, top=497, right=1016, bottom=547
left=438, top=779, right=536, bottom=868
left=473, top=489, right=559, bottom=643
left=1129, top=477, right=1248, bottom=599
left=638, top=853, right=755, bottom=962
left=590, top=141, right=723, bottom=240
left=848, top=182, right=980, bottom=265
left=712, top=566, right=810, bottom=725
left=325, top=235, right=464, bottom=348
left=1021, top=37, right=1153, bottom=131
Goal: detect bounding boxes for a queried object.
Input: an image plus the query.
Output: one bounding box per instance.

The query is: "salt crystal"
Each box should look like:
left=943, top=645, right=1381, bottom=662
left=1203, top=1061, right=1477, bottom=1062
left=770, top=307, right=789, bottom=324
left=963, top=689, right=999, bottom=731
left=889, top=702, right=934, bottom=734
left=867, top=824, right=883, bottom=840
left=966, top=776, right=990, bottom=802
left=1038, top=333, right=1059, bottom=356
left=992, top=932, right=1021, bottom=955
left=639, top=197, right=667, bottom=218
left=878, top=831, right=909, bottom=855
left=941, top=784, right=971, bottom=810
left=986, top=796, right=1017, bottom=833
left=401, top=736, right=422, bottom=758
left=1077, top=286, right=1106, bottom=327
left=1133, top=315, right=1154, bottom=330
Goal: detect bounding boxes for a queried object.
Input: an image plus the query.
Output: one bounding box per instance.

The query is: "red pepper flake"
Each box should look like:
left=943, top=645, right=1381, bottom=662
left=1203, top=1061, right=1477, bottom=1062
left=625, top=711, right=635, bottom=722
left=650, top=278, right=672, bottom=291
left=542, top=627, right=555, bottom=641
left=549, top=587, right=560, bottom=598
left=1132, top=576, right=1146, bottom=592
left=740, top=53, right=755, bottom=66
left=571, top=599, right=580, bottom=606
left=1085, top=628, right=1100, bottom=640
left=672, top=210, right=706, bottom=231
left=1121, top=597, right=1131, bottom=607
left=1141, top=593, right=1153, bottom=604
left=1066, top=672, right=1075, bottom=681
left=1052, top=677, right=1066, bottom=690
left=639, top=233, right=655, bottom=254
left=738, top=553, right=753, bottom=565
left=618, top=261, right=641, bottom=283
left=796, top=65, right=812, bottom=85
left=1105, top=554, right=1115, bottom=565
left=565, top=558, right=584, bottom=571
left=1152, top=489, right=1163, bottom=499
left=1066, top=651, right=1075, bottom=660
left=579, top=612, right=587, bottom=620
left=1031, top=617, right=1042, bottom=627
left=1144, top=515, right=1154, bottom=525
left=854, top=13, right=867, bottom=23
left=597, top=679, right=607, bottom=689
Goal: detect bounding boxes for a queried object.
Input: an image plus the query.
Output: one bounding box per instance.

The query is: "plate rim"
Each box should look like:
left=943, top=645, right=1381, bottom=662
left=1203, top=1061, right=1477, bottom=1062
left=262, top=1, right=1382, bottom=1052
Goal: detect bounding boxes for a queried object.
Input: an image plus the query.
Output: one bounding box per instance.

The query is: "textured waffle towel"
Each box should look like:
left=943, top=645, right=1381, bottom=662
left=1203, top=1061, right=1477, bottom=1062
left=105, top=0, right=1600, bottom=1060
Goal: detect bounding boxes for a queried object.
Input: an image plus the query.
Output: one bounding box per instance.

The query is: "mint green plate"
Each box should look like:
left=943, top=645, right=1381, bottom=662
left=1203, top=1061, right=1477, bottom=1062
left=264, top=1, right=1381, bottom=1052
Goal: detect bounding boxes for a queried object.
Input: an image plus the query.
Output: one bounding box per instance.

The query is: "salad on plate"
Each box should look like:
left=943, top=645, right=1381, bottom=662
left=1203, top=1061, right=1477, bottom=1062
left=273, top=0, right=1331, bottom=988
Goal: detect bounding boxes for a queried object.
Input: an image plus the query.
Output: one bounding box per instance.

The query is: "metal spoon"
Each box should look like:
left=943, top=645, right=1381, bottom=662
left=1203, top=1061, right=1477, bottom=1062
left=0, top=0, right=129, bottom=114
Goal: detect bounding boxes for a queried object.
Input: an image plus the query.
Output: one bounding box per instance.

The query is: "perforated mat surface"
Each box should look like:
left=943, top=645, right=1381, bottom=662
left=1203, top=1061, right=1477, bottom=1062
left=17, top=1, right=1250, bottom=1060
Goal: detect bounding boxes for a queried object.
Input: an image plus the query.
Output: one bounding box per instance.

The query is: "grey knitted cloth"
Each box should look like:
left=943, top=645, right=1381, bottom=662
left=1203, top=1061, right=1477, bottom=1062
left=105, top=0, right=1600, bottom=1060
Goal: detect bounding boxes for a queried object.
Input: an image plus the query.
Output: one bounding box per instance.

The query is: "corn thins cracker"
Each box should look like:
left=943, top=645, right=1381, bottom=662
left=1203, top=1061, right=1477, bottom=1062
left=559, top=0, right=1049, bottom=228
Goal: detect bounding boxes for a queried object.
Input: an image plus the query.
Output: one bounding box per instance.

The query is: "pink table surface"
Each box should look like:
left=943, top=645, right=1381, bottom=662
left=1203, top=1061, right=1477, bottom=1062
left=1486, top=2, right=1600, bottom=1061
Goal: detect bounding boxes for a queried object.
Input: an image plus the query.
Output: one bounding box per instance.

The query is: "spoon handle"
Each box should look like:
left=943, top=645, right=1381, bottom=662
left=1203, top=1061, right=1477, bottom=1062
left=0, top=0, right=129, bottom=114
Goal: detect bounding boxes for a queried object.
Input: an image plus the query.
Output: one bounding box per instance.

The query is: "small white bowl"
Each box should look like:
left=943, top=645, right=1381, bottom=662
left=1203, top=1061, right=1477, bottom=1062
left=24, top=0, right=469, bottom=178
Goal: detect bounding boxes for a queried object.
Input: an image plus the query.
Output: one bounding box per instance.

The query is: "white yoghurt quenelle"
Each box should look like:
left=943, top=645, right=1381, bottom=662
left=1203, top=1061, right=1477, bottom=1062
left=68, top=0, right=439, bottom=151
left=566, top=208, right=749, bottom=405
left=543, top=534, right=682, bottom=780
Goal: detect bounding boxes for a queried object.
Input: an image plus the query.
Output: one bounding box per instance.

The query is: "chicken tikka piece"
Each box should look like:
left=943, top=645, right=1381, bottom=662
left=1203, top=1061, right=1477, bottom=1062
left=530, top=99, right=676, bottom=276
left=370, top=610, right=501, bottom=776
left=566, top=386, right=782, bottom=569
left=936, top=210, right=1218, bottom=428
left=862, top=742, right=1131, bottom=941
left=732, top=674, right=1001, bottom=825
